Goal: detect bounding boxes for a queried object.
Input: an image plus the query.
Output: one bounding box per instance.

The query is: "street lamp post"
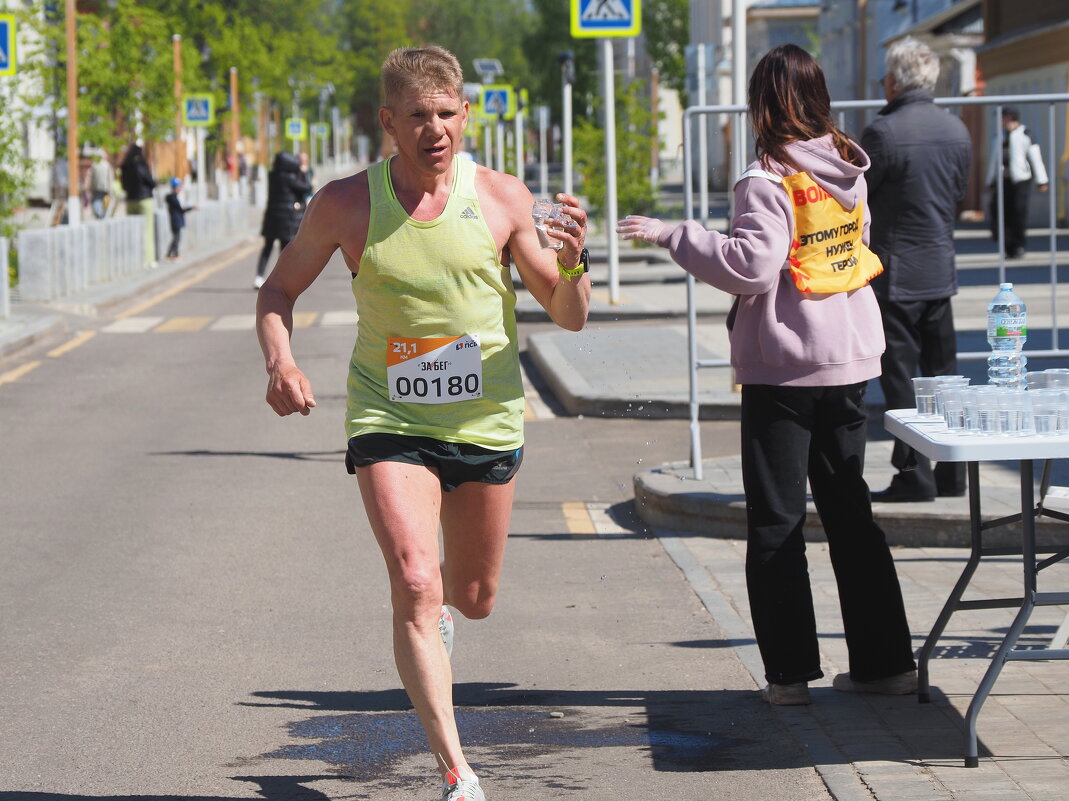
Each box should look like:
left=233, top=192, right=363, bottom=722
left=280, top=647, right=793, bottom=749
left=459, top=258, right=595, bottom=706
left=558, top=51, right=574, bottom=197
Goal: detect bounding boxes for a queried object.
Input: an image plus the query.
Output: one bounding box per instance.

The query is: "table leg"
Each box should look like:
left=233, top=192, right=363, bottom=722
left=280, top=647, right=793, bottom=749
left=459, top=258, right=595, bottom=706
left=963, top=459, right=1037, bottom=768
left=918, top=461, right=982, bottom=704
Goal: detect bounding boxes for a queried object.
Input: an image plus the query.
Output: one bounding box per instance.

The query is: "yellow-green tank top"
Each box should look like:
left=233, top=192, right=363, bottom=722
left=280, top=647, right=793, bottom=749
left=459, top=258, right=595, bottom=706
left=345, top=156, right=524, bottom=450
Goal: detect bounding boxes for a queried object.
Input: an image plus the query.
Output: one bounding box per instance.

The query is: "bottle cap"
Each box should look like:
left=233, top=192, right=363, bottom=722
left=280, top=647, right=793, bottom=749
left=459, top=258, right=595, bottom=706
left=1001, top=282, right=1013, bottom=289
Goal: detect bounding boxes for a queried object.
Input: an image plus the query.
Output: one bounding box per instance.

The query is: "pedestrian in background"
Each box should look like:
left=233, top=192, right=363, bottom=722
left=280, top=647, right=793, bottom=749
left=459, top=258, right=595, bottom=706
left=164, top=177, right=196, bottom=261
left=986, top=106, right=1049, bottom=259
left=87, top=149, right=114, bottom=220
left=256, top=45, right=589, bottom=799
left=254, top=150, right=310, bottom=289
left=618, top=43, right=916, bottom=706
left=862, top=37, right=972, bottom=503
left=120, top=143, right=158, bottom=266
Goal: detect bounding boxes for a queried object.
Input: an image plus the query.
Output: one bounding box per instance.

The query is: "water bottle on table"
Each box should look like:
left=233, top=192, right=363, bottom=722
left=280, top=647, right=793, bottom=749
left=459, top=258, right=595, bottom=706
left=987, top=282, right=1027, bottom=389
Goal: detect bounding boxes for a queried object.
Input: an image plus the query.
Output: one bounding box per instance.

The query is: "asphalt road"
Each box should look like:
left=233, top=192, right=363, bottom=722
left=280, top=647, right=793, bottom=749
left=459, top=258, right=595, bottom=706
left=0, top=245, right=833, bottom=800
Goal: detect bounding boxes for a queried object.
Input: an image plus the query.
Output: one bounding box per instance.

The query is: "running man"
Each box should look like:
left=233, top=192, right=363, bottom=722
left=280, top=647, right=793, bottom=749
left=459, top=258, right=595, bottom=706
left=255, top=45, right=590, bottom=801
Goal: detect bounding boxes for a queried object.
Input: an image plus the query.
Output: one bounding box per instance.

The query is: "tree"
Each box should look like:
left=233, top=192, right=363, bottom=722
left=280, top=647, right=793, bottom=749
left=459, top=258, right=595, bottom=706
left=573, top=77, right=658, bottom=217
left=642, top=0, right=689, bottom=107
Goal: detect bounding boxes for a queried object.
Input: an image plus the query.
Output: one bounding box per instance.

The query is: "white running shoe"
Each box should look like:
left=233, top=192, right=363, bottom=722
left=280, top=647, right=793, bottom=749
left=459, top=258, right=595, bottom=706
left=253, top=274, right=266, bottom=289
left=438, top=605, right=454, bottom=658
left=441, top=766, right=484, bottom=801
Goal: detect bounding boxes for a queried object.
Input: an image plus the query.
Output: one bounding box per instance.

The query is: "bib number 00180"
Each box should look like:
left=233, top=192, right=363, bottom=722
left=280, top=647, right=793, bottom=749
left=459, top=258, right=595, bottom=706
left=386, top=333, right=483, bottom=404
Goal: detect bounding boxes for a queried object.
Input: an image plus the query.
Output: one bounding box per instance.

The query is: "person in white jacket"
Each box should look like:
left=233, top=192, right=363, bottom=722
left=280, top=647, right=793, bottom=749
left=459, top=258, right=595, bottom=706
left=986, top=107, right=1049, bottom=258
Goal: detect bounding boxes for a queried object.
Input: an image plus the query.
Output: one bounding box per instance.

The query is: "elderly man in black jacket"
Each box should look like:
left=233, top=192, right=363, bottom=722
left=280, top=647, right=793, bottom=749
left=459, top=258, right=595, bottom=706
left=863, top=37, right=972, bottom=503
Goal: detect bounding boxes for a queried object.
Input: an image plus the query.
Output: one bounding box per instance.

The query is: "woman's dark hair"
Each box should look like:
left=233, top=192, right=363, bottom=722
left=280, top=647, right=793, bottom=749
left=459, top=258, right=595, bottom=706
left=748, top=44, right=861, bottom=169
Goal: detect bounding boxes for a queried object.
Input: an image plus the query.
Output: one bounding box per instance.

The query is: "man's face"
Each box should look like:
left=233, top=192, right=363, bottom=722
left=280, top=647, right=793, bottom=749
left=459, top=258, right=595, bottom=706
left=380, top=86, right=468, bottom=175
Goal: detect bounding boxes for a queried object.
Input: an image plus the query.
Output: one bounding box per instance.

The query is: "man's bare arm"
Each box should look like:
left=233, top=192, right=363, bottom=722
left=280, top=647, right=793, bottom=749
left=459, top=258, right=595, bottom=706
left=496, top=177, right=590, bottom=331
left=255, top=179, right=360, bottom=416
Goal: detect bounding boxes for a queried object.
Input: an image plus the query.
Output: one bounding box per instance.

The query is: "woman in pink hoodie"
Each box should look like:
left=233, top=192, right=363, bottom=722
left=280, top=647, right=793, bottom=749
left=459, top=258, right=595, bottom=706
left=618, top=44, right=916, bottom=705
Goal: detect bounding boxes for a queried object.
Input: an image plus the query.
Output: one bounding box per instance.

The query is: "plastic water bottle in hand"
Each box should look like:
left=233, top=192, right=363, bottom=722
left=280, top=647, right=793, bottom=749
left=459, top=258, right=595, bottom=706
left=987, top=282, right=1027, bottom=388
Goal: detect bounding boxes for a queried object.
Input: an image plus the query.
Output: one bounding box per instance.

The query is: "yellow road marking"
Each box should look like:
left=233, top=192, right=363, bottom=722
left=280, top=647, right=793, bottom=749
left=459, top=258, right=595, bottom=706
left=154, top=316, right=213, bottom=332
left=0, top=361, right=42, bottom=386
left=115, top=242, right=259, bottom=319
left=562, top=501, right=597, bottom=537
left=47, top=331, right=96, bottom=358
left=292, top=312, right=319, bottom=328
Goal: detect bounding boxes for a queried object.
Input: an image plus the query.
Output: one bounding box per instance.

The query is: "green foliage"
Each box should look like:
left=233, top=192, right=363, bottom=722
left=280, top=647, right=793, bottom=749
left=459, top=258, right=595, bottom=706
left=573, top=77, right=658, bottom=218
left=643, top=0, right=690, bottom=107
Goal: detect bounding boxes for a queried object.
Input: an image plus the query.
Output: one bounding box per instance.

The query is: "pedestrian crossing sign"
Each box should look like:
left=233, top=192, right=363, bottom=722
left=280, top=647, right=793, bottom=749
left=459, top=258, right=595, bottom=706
left=479, top=85, right=515, bottom=121
left=571, top=0, right=641, bottom=38
left=285, top=118, right=308, bottom=141
left=182, top=94, right=215, bottom=126
left=0, top=14, right=16, bottom=77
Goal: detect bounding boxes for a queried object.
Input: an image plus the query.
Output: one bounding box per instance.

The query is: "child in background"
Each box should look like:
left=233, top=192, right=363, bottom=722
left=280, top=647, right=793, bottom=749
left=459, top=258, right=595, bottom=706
left=165, top=177, right=196, bottom=261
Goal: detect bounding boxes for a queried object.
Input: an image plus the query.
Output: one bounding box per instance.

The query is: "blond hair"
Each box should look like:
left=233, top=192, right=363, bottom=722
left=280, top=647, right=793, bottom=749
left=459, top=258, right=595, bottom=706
left=381, top=46, right=464, bottom=108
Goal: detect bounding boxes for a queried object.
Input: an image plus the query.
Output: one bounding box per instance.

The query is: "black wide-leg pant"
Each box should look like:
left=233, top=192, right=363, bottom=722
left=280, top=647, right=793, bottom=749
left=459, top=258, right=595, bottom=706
left=740, top=383, right=917, bottom=685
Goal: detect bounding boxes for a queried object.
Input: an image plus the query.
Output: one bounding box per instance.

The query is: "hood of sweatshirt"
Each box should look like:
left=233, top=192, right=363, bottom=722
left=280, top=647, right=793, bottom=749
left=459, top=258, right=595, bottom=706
left=765, top=134, right=870, bottom=212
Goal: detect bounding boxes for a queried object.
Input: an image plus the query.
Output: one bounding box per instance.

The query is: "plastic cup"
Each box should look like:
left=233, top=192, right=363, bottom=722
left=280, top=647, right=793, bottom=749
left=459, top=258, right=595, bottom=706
left=531, top=199, right=566, bottom=251
left=912, top=377, right=942, bottom=418
left=975, top=387, right=1004, bottom=435
left=941, top=387, right=967, bottom=433
left=997, top=389, right=1031, bottom=436
left=962, top=387, right=991, bottom=434
left=1025, top=372, right=1051, bottom=390
left=935, top=376, right=969, bottom=417
left=1029, top=388, right=1062, bottom=435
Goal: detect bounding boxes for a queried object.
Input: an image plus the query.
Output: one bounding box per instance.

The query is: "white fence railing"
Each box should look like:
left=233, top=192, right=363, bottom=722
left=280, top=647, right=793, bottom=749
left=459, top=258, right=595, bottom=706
left=13, top=197, right=257, bottom=305
left=682, top=93, right=1069, bottom=478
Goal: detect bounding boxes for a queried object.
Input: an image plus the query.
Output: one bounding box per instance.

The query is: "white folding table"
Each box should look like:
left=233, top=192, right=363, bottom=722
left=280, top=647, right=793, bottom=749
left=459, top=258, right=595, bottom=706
left=884, top=409, right=1069, bottom=767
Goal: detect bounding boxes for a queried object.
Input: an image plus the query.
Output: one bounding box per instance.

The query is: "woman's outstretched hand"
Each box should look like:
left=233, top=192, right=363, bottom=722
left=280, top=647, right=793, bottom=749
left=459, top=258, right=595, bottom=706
left=616, top=215, right=672, bottom=247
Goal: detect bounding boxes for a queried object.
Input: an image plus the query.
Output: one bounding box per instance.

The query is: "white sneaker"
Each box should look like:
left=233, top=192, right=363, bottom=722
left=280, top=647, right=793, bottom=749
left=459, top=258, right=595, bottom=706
left=438, top=605, right=454, bottom=658
left=442, top=766, right=484, bottom=801
left=253, top=274, right=266, bottom=289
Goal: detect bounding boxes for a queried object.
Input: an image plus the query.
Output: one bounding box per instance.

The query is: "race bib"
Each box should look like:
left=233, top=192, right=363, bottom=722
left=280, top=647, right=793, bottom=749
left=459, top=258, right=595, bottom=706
left=387, top=334, right=483, bottom=403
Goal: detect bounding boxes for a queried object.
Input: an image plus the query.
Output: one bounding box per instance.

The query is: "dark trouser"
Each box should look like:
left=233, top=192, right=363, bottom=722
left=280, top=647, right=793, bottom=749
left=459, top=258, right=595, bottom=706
left=990, top=179, right=1032, bottom=256
left=878, top=296, right=967, bottom=496
left=167, top=228, right=181, bottom=258
left=741, top=383, right=916, bottom=685
left=257, top=236, right=290, bottom=278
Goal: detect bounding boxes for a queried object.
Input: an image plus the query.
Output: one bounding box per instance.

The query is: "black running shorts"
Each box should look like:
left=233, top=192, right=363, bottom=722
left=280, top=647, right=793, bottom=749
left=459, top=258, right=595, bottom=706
left=345, top=432, right=523, bottom=492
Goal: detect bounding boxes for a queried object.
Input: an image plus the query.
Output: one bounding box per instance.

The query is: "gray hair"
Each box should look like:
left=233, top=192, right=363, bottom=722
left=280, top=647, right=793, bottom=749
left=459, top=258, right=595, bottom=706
left=885, top=37, right=939, bottom=92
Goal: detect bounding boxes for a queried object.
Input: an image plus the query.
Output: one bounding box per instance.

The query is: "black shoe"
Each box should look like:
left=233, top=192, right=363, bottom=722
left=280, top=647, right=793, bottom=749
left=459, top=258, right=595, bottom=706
left=871, top=483, right=935, bottom=503
left=937, top=487, right=966, bottom=498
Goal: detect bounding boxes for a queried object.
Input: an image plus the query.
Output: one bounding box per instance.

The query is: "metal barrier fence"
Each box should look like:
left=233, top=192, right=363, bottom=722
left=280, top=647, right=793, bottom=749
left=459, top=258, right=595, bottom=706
left=682, top=93, right=1069, bottom=478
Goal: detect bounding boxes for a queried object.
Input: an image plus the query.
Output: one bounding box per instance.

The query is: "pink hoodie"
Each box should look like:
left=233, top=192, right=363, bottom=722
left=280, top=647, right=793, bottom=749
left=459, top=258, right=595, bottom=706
left=659, top=134, right=885, bottom=387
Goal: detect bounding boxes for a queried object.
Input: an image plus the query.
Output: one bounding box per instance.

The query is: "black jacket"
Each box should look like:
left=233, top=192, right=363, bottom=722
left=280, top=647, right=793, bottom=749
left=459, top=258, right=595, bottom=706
left=120, top=146, right=156, bottom=201
left=165, top=192, right=192, bottom=230
left=861, top=89, right=972, bottom=302
left=261, top=151, right=312, bottom=241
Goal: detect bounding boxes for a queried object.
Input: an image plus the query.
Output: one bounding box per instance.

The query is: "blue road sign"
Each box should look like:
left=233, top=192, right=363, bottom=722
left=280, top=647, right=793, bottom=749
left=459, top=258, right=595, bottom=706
left=571, top=0, right=641, bottom=38
left=183, top=94, right=215, bottom=126
left=480, top=85, right=515, bottom=120
left=0, top=14, right=16, bottom=77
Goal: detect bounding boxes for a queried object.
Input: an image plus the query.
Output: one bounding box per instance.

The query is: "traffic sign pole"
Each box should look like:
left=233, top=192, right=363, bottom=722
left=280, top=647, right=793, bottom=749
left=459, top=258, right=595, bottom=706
left=601, top=38, right=619, bottom=305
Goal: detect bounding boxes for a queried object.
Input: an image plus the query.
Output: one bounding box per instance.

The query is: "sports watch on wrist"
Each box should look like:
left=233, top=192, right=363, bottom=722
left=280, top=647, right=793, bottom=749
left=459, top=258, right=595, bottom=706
left=557, top=247, right=589, bottom=280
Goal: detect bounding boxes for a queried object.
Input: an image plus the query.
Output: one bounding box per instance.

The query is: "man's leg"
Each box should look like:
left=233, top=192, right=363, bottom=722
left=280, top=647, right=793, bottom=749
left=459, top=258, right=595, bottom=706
left=440, top=480, right=515, bottom=621
left=918, top=299, right=966, bottom=496
left=876, top=299, right=937, bottom=499
left=355, top=461, right=465, bottom=779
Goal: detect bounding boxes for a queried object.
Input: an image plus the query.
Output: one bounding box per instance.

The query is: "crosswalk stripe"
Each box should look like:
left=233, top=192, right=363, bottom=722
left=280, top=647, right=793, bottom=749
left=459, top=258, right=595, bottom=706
left=292, top=312, right=319, bottom=328
left=209, top=314, right=257, bottom=331
left=102, top=316, right=165, bottom=333
left=321, top=310, right=358, bottom=326
left=154, top=316, right=213, bottom=332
